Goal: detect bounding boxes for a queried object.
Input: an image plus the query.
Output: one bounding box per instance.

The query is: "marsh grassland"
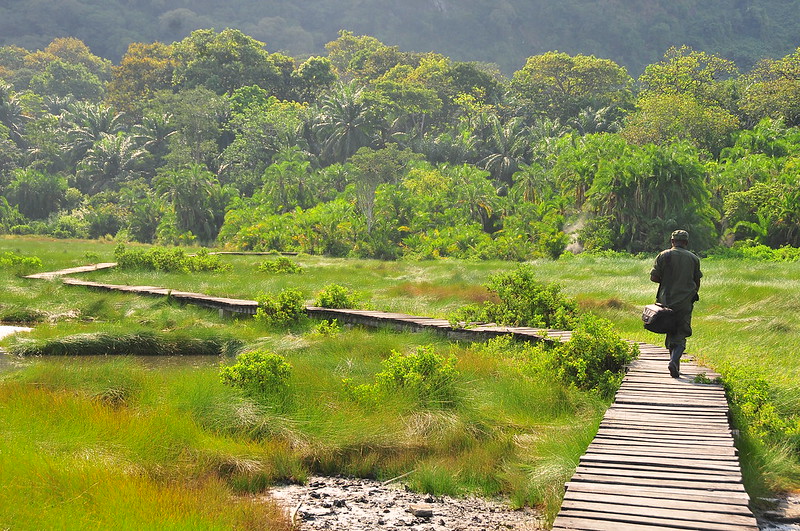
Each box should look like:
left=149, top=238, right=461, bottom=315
left=2, top=236, right=799, bottom=528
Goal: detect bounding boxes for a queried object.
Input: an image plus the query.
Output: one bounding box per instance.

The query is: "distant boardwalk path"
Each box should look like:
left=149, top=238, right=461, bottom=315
left=27, top=263, right=758, bottom=529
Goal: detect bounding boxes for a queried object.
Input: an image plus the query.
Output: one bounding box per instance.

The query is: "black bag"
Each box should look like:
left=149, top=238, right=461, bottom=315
left=642, top=303, right=676, bottom=334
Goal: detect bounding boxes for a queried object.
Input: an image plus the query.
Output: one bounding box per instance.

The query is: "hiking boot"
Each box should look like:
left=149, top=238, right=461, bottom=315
left=668, top=362, right=680, bottom=378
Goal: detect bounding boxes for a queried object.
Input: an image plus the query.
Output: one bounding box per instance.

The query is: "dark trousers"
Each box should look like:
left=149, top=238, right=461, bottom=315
left=665, top=304, right=693, bottom=371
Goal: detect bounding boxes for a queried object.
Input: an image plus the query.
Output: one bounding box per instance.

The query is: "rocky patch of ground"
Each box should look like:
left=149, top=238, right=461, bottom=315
left=268, top=476, right=543, bottom=530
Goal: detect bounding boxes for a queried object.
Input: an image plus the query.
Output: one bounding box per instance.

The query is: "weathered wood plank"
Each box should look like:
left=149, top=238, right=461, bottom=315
left=561, top=489, right=753, bottom=516
left=558, top=499, right=758, bottom=526
left=564, top=481, right=752, bottom=504
left=559, top=504, right=758, bottom=531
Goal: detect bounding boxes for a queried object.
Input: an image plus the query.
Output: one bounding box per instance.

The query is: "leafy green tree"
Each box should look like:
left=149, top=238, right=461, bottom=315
left=173, top=28, right=288, bottom=96
left=29, top=60, right=104, bottom=101
left=61, top=101, right=127, bottom=165
left=24, top=37, right=111, bottom=82
left=739, top=47, right=800, bottom=127
left=582, top=139, right=717, bottom=252
left=106, top=42, right=177, bottom=118
left=6, top=168, right=67, bottom=219
left=260, top=146, right=313, bottom=213
left=621, top=92, right=740, bottom=154
left=510, top=51, right=633, bottom=122
left=474, top=115, right=530, bottom=186
left=292, top=56, right=337, bottom=102
left=119, top=180, right=163, bottom=243
left=131, top=113, right=177, bottom=178
left=638, top=46, right=738, bottom=108
left=148, top=87, right=228, bottom=169
left=349, top=144, right=421, bottom=233
left=0, top=83, right=28, bottom=148
left=448, top=163, right=499, bottom=232
left=223, top=91, right=308, bottom=193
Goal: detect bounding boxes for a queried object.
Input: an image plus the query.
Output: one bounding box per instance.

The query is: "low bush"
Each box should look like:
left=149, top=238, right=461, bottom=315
left=0, top=251, right=43, bottom=276
left=254, top=288, right=306, bottom=326
left=707, top=242, right=800, bottom=262
left=257, top=257, right=303, bottom=274
left=450, top=265, right=579, bottom=329
left=219, top=350, right=292, bottom=399
left=551, top=314, right=638, bottom=399
left=344, top=345, right=460, bottom=409
left=314, top=284, right=364, bottom=309
left=113, top=244, right=231, bottom=272
left=311, top=319, right=341, bottom=336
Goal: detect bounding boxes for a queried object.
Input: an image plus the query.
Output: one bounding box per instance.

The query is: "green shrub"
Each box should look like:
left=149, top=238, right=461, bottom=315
left=707, top=242, right=800, bottom=262
left=0, top=251, right=43, bottom=276
left=113, top=244, right=231, bottom=273
left=450, top=265, right=579, bottom=329
left=219, top=350, right=291, bottom=397
left=552, top=314, right=638, bottom=399
left=257, top=257, right=303, bottom=274
left=311, top=319, right=341, bottom=336
left=314, top=284, right=363, bottom=309
left=254, top=288, right=306, bottom=326
left=345, top=345, right=460, bottom=408
left=719, top=363, right=800, bottom=450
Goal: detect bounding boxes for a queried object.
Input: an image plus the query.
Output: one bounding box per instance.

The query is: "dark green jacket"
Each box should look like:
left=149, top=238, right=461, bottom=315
left=650, top=246, right=702, bottom=311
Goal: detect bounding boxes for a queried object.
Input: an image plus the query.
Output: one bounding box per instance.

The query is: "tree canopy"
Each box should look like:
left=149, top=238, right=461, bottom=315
left=1, top=31, right=800, bottom=256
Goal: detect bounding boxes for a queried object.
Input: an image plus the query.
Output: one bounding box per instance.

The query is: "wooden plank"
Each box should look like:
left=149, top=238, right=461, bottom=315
left=574, top=464, right=741, bottom=484
left=559, top=499, right=758, bottom=526
left=554, top=509, right=757, bottom=531
left=599, top=419, right=731, bottom=433
left=593, top=428, right=735, bottom=444
left=564, top=481, right=752, bottom=505
left=561, top=489, right=753, bottom=516
left=553, top=516, right=693, bottom=530
left=585, top=446, right=739, bottom=460
left=582, top=449, right=741, bottom=466
left=569, top=472, right=747, bottom=491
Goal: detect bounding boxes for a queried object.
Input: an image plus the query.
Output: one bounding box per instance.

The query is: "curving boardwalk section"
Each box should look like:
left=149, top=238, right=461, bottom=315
left=27, top=264, right=758, bottom=529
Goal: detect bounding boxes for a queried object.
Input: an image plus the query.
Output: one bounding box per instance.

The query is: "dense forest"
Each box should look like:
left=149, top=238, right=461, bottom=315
left=2, top=0, right=800, bottom=76
left=1, top=27, right=799, bottom=258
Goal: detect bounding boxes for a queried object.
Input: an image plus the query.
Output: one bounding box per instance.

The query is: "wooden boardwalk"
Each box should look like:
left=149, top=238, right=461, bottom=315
left=553, top=344, right=758, bottom=530
left=28, top=264, right=758, bottom=529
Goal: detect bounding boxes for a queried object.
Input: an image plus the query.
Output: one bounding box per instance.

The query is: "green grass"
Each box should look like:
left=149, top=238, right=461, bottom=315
left=3, top=236, right=800, bottom=524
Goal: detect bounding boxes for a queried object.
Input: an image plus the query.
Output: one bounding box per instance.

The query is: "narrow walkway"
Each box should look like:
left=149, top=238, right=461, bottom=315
left=553, top=344, right=758, bottom=530
left=26, top=264, right=758, bottom=529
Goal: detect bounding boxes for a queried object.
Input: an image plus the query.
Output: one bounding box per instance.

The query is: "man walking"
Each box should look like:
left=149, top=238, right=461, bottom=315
left=650, top=230, right=702, bottom=377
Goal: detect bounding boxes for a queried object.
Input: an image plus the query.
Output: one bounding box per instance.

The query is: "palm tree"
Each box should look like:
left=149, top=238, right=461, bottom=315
left=131, top=113, right=176, bottom=177
left=155, top=164, right=230, bottom=241
left=314, top=82, right=381, bottom=164
left=61, top=102, right=126, bottom=165
left=476, top=115, right=531, bottom=187
left=77, top=132, right=148, bottom=193
left=449, top=164, right=499, bottom=232
left=262, top=147, right=313, bottom=213
left=0, top=83, right=28, bottom=148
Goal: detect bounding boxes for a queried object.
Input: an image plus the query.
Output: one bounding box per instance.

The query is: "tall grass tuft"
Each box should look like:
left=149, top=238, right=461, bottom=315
left=9, top=330, right=242, bottom=357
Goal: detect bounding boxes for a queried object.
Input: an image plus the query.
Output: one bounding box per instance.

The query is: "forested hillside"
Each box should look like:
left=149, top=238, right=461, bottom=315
left=1, top=26, right=800, bottom=259
left=1, top=0, right=798, bottom=74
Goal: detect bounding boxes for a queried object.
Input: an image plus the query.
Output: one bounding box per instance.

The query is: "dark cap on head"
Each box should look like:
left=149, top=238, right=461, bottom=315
left=671, top=230, right=689, bottom=241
